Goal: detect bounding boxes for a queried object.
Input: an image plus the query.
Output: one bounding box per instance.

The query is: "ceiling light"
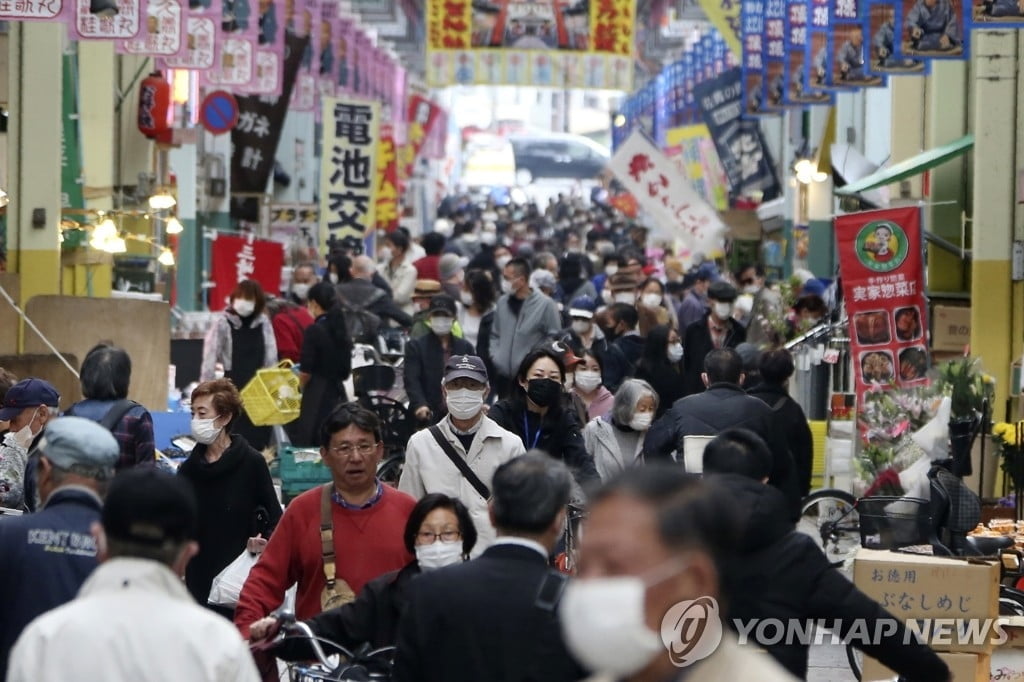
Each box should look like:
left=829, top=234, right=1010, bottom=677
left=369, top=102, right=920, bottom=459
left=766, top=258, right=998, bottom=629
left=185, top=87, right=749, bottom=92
left=105, top=237, right=127, bottom=254
left=148, top=191, right=177, bottom=210
left=158, top=248, right=176, bottom=266
left=93, top=217, right=117, bottom=242
left=165, top=217, right=184, bottom=234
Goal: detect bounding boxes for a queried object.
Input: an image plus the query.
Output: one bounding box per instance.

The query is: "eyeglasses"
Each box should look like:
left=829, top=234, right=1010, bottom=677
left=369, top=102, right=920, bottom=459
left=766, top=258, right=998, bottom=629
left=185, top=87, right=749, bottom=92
left=329, top=442, right=379, bottom=456
left=416, top=530, right=461, bottom=544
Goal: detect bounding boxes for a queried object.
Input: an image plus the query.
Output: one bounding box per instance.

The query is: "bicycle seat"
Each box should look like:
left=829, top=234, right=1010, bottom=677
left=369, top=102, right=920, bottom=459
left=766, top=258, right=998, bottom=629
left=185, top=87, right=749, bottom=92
left=964, top=535, right=1014, bottom=556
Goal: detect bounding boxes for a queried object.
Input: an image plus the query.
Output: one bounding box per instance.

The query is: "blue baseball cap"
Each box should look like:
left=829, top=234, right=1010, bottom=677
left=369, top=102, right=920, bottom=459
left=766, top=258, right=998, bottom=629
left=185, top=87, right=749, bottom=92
left=0, top=378, right=60, bottom=421
left=35, top=416, right=119, bottom=472
left=568, top=296, right=597, bottom=319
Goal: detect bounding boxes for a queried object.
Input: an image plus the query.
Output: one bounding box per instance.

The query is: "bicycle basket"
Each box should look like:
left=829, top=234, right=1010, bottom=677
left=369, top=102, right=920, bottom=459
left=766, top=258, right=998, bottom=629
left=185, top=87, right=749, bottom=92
left=856, top=496, right=931, bottom=550
left=240, top=360, right=302, bottom=426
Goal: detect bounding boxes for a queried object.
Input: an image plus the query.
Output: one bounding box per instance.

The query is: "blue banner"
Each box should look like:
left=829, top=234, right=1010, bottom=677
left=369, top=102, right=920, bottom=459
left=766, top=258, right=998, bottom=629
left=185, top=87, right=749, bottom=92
left=896, top=0, right=968, bottom=59
left=829, top=0, right=888, bottom=86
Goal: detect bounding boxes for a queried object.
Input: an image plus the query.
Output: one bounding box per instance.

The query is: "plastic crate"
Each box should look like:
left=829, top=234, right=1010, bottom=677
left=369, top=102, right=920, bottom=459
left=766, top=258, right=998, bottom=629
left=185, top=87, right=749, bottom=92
left=240, top=361, right=302, bottom=425
left=279, top=446, right=332, bottom=502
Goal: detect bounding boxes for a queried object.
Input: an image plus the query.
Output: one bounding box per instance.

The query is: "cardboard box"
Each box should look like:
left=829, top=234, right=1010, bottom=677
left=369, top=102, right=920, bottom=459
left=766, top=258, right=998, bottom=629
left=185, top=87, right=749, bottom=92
left=932, top=305, right=971, bottom=352
left=862, top=651, right=989, bottom=681
left=853, top=549, right=1000, bottom=653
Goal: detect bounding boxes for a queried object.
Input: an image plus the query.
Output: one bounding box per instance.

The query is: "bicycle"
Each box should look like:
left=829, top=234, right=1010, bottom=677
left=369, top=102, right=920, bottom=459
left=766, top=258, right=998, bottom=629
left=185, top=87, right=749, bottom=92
left=797, top=488, right=861, bottom=567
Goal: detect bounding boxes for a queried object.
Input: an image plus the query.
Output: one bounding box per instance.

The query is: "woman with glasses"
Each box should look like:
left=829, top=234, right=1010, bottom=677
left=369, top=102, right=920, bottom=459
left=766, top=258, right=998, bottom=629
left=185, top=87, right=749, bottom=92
left=248, top=493, right=477, bottom=655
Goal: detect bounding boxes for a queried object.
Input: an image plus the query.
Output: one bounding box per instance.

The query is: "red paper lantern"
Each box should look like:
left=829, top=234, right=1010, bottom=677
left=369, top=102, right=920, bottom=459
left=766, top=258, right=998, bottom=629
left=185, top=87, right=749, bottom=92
left=138, top=72, right=171, bottom=141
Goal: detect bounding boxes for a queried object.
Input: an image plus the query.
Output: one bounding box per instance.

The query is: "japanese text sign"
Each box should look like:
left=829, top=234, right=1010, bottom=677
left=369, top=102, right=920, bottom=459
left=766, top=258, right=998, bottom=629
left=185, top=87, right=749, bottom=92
left=117, top=0, right=186, bottom=57
left=0, top=0, right=65, bottom=21
left=319, top=96, right=380, bottom=252
left=698, top=0, right=742, bottom=58
left=160, top=11, right=220, bottom=69
left=784, top=0, right=833, bottom=104
left=837, top=207, right=929, bottom=400
left=375, top=125, right=400, bottom=233
left=75, top=0, right=141, bottom=39
left=401, top=95, right=442, bottom=180
left=209, top=233, right=284, bottom=311
left=608, top=130, right=726, bottom=266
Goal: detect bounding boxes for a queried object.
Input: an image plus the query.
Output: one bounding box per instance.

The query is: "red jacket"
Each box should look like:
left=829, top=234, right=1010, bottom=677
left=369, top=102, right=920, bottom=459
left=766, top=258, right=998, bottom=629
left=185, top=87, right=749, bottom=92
left=271, top=306, right=314, bottom=363
left=413, top=255, right=441, bottom=282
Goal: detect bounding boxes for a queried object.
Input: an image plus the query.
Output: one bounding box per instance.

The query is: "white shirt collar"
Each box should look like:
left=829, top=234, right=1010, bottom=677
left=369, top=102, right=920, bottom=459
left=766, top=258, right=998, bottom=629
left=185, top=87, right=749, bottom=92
left=491, top=536, right=549, bottom=559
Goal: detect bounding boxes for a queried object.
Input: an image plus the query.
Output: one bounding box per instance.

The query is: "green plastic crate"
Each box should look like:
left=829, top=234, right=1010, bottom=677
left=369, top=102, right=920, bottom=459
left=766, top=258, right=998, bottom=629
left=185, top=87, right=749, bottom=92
left=279, top=446, right=332, bottom=502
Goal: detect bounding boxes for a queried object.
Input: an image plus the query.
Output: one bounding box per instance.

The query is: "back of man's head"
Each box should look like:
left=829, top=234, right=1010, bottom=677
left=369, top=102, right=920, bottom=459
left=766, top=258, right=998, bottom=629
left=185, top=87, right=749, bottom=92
left=491, top=453, right=571, bottom=538
left=608, top=302, right=639, bottom=330
left=703, top=348, right=743, bottom=385
left=422, top=232, right=446, bottom=255
left=80, top=343, right=131, bottom=401
left=759, top=349, right=795, bottom=385
left=702, top=428, right=773, bottom=481
left=100, top=468, right=199, bottom=569
left=351, top=255, right=376, bottom=280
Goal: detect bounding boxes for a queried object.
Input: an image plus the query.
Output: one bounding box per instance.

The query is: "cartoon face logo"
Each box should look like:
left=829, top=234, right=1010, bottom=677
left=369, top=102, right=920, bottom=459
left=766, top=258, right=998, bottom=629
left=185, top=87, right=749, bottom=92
left=855, top=220, right=909, bottom=272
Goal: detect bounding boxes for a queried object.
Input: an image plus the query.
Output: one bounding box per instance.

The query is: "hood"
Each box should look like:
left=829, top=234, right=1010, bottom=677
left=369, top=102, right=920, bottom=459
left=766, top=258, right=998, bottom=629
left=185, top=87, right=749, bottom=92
left=711, top=474, right=794, bottom=552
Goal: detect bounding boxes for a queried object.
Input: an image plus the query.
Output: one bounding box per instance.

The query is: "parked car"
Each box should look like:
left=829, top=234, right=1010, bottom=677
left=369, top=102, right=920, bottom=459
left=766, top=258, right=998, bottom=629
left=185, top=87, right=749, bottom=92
left=509, top=134, right=609, bottom=185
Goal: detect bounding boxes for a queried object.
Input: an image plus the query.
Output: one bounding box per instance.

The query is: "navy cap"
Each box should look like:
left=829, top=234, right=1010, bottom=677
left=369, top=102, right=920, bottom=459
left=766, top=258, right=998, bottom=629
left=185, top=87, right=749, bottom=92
left=444, top=355, right=489, bottom=384
left=708, top=280, right=738, bottom=302
left=102, top=468, right=199, bottom=547
left=0, top=378, right=60, bottom=421
left=696, top=261, right=720, bottom=282
left=802, top=278, right=827, bottom=297
left=428, top=294, right=457, bottom=317
left=36, top=416, right=119, bottom=472
left=568, top=296, right=597, bottom=319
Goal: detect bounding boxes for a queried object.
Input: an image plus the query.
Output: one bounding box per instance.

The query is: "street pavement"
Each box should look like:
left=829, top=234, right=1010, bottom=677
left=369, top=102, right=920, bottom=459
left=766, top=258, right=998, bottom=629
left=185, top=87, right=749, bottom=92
left=808, top=641, right=856, bottom=681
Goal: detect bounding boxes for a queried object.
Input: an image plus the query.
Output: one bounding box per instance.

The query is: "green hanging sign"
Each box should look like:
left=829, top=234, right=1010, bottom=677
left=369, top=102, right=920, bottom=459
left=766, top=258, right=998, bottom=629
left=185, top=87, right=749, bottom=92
left=61, top=46, right=84, bottom=210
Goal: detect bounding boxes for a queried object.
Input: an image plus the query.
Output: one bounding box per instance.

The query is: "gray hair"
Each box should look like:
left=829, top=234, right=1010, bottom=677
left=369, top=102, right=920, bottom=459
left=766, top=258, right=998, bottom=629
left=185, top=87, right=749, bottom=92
left=351, top=255, right=376, bottom=279
left=50, top=461, right=115, bottom=484
left=491, top=453, right=572, bottom=534
left=611, top=378, right=659, bottom=425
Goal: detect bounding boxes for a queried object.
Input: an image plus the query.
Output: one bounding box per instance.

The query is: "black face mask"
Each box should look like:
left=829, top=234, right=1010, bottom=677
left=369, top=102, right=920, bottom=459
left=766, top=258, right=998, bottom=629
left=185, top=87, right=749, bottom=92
left=526, top=378, right=562, bottom=408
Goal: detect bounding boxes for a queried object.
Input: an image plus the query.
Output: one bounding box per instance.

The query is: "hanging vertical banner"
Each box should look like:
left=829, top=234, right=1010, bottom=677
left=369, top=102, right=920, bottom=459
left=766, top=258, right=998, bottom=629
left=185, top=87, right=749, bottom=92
left=741, top=0, right=773, bottom=115
left=319, top=96, right=381, bottom=251
left=74, top=0, right=143, bottom=39
left=117, top=0, right=187, bottom=58
left=970, top=0, right=1024, bottom=24
left=698, top=0, right=742, bottom=57
left=608, top=130, right=727, bottom=266
left=828, top=0, right=885, bottom=86
left=61, top=48, right=84, bottom=210
left=867, top=0, right=926, bottom=74
left=209, top=233, right=285, bottom=311
left=286, top=0, right=316, bottom=110
left=693, top=67, right=782, bottom=202
left=836, top=206, right=929, bottom=401
left=159, top=0, right=222, bottom=70
left=764, top=0, right=789, bottom=108
left=897, top=0, right=966, bottom=59
left=375, top=124, right=400, bottom=232
left=203, top=35, right=257, bottom=88
left=807, top=0, right=835, bottom=89
left=785, top=0, right=833, bottom=103
left=401, top=95, right=442, bottom=179
left=229, top=30, right=310, bottom=220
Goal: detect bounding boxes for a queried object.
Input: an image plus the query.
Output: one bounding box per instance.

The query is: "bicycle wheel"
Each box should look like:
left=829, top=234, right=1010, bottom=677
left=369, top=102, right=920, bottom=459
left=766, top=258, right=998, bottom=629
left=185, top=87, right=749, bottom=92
left=377, top=453, right=405, bottom=486
left=797, top=489, right=860, bottom=567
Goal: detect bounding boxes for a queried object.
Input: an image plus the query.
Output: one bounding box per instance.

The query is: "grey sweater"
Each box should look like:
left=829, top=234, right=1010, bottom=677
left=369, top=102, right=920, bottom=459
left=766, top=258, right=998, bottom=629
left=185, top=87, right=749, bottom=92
left=489, top=290, right=562, bottom=378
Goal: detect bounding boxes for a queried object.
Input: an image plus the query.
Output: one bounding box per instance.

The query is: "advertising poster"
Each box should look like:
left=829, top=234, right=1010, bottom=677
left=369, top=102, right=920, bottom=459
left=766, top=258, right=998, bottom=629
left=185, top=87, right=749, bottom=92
left=210, top=233, right=284, bottom=311
left=784, top=0, right=833, bottom=104
left=319, top=96, right=381, bottom=251
left=898, top=0, right=967, bottom=58
left=425, top=0, right=635, bottom=89
left=375, top=125, right=400, bottom=233
left=117, top=0, right=187, bottom=58
left=866, top=0, right=926, bottom=73
left=836, top=206, right=929, bottom=401
left=159, top=0, right=222, bottom=70
left=764, top=0, right=789, bottom=108
left=829, top=0, right=886, bottom=86
left=741, top=0, right=770, bottom=115
left=698, top=0, right=743, bottom=56
left=664, top=124, right=730, bottom=211
left=74, top=0, right=142, bottom=39
left=969, top=0, right=1024, bottom=24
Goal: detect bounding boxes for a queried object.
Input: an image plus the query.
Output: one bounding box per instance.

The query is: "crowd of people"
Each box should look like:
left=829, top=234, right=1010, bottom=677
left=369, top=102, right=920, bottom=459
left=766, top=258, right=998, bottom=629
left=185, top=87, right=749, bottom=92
left=0, top=194, right=953, bottom=681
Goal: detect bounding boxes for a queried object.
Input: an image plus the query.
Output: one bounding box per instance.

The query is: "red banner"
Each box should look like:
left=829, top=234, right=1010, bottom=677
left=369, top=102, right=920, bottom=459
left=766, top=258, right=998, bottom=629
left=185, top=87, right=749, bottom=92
left=209, top=233, right=285, bottom=311
left=400, top=95, right=442, bottom=179
left=836, top=207, right=929, bottom=400
left=376, top=124, right=400, bottom=232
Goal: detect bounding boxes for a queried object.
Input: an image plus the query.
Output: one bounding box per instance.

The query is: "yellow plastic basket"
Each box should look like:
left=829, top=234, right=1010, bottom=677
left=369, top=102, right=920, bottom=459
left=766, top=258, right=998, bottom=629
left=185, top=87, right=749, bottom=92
left=240, top=360, right=302, bottom=425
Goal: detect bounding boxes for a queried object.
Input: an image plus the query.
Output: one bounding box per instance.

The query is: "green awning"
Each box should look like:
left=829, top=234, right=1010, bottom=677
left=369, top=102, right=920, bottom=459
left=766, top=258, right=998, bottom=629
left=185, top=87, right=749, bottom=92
left=835, top=134, right=973, bottom=196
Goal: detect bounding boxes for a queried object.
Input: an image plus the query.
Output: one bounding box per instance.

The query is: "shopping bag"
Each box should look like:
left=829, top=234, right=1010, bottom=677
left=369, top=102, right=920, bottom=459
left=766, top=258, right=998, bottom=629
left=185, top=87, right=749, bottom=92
left=208, top=550, right=259, bottom=607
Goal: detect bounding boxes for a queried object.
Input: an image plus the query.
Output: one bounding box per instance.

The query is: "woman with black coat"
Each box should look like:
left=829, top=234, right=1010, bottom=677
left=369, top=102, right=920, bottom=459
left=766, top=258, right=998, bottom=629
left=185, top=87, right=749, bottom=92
left=295, top=282, right=353, bottom=446
left=634, top=324, right=686, bottom=418
left=487, top=346, right=600, bottom=490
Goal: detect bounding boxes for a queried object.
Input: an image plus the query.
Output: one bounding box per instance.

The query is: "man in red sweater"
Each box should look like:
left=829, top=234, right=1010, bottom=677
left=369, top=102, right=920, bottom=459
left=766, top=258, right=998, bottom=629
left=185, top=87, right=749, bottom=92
left=266, top=297, right=314, bottom=363
left=235, top=403, right=416, bottom=646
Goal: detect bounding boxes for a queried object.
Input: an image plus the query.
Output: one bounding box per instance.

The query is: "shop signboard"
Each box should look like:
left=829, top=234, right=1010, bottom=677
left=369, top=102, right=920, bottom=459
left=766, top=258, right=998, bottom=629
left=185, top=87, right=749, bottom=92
left=209, top=232, right=284, bottom=310
left=375, top=125, right=400, bottom=233
left=836, top=206, right=929, bottom=401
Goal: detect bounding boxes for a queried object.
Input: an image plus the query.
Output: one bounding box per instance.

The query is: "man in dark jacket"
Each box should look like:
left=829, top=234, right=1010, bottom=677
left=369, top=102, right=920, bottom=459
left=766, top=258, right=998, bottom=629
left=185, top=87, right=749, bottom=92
left=404, top=295, right=475, bottom=423
left=0, top=417, right=120, bottom=679
left=747, top=349, right=814, bottom=497
left=681, top=280, right=746, bottom=397
left=644, top=348, right=800, bottom=518
left=337, top=256, right=414, bottom=332
left=392, top=454, right=586, bottom=682
left=604, top=302, right=645, bottom=374
left=702, top=430, right=951, bottom=682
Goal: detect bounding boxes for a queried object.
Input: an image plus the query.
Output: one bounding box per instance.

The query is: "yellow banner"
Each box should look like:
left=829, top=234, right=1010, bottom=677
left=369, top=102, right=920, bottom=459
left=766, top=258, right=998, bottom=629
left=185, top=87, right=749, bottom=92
left=696, top=0, right=741, bottom=59
left=425, top=0, right=636, bottom=90
left=319, top=97, right=381, bottom=253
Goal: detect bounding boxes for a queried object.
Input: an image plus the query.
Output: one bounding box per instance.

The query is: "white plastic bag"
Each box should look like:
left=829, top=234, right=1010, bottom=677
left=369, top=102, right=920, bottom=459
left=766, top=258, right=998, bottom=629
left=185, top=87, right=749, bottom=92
left=208, top=550, right=259, bottom=607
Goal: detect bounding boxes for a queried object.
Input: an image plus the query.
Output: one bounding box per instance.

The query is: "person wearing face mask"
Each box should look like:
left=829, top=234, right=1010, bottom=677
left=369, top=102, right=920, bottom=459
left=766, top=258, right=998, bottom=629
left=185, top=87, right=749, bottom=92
left=560, top=296, right=629, bottom=393
left=399, top=355, right=524, bottom=555
left=590, top=253, right=623, bottom=299
left=560, top=466, right=797, bottom=682
left=605, top=303, right=646, bottom=374
left=248, top=494, right=478, bottom=657
left=457, top=269, right=496, bottom=352
left=177, top=379, right=282, bottom=612
left=571, top=350, right=614, bottom=420
left=288, top=262, right=319, bottom=305
left=379, top=231, right=417, bottom=315
left=583, top=379, right=659, bottom=481
left=404, top=295, right=475, bottom=424
left=635, top=277, right=678, bottom=337
left=676, top=262, right=717, bottom=330
left=0, top=417, right=119, bottom=679
left=554, top=252, right=596, bottom=311
left=488, top=347, right=599, bottom=490
left=635, top=325, right=685, bottom=419
left=605, top=270, right=640, bottom=306
left=680, top=280, right=746, bottom=397
left=393, top=454, right=587, bottom=682
left=0, top=378, right=60, bottom=510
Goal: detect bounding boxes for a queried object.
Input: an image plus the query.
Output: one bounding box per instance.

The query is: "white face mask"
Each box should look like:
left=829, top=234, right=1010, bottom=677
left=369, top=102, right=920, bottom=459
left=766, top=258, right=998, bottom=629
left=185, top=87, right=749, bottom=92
left=496, top=255, right=512, bottom=270
left=378, top=247, right=393, bottom=263
left=712, top=302, right=733, bottom=319
left=559, top=577, right=665, bottom=677
left=641, top=293, right=663, bottom=308
left=743, top=284, right=759, bottom=295
left=445, top=387, right=485, bottom=420
left=574, top=370, right=602, bottom=392
left=480, top=231, right=497, bottom=246
left=501, top=278, right=515, bottom=295
left=605, top=265, right=619, bottom=277
left=430, top=316, right=454, bottom=336
left=629, top=411, right=654, bottom=431
left=460, top=291, right=474, bottom=306
left=667, top=343, right=684, bottom=362
left=571, top=319, right=592, bottom=336
left=416, top=540, right=463, bottom=570
left=328, top=272, right=340, bottom=284
left=191, top=416, right=223, bottom=445
left=291, top=282, right=310, bottom=300
left=233, top=299, right=256, bottom=317
left=614, top=292, right=635, bottom=304
left=12, top=408, right=41, bottom=449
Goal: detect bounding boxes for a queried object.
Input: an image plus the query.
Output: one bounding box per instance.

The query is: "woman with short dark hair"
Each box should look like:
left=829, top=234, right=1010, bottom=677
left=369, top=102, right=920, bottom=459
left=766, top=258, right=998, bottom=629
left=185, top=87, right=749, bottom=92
left=248, top=493, right=477, bottom=654
left=177, top=378, right=282, bottom=613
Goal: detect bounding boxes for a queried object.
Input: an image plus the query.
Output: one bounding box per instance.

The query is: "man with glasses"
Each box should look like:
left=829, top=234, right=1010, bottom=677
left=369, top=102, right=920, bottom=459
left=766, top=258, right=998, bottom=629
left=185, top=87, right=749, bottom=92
left=235, top=403, right=417, bottom=644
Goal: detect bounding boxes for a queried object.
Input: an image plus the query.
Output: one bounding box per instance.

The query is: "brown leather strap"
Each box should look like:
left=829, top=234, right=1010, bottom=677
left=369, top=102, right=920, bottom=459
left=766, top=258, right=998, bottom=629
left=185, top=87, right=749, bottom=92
left=319, top=483, right=336, bottom=589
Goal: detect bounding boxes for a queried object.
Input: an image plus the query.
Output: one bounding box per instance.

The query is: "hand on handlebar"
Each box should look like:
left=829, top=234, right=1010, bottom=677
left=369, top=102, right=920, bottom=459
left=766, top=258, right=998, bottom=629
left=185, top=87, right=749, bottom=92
left=414, top=406, right=432, bottom=421
left=248, top=616, right=281, bottom=644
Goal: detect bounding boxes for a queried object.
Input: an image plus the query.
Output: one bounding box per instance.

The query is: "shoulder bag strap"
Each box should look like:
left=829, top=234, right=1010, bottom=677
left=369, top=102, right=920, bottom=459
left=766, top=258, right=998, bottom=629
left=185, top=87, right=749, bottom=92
left=428, top=425, right=491, bottom=501
left=319, top=483, right=337, bottom=591
left=100, top=399, right=137, bottom=431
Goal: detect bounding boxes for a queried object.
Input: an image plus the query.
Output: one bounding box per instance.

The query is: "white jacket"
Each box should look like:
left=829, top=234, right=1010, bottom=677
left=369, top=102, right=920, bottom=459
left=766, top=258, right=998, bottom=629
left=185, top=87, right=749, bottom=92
left=8, top=557, right=260, bottom=682
left=583, top=416, right=644, bottom=482
left=399, top=415, right=525, bottom=557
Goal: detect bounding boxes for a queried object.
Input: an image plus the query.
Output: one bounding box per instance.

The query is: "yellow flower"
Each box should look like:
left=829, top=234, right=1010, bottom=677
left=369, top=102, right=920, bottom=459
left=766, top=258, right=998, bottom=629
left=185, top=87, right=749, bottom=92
left=983, top=374, right=996, bottom=385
